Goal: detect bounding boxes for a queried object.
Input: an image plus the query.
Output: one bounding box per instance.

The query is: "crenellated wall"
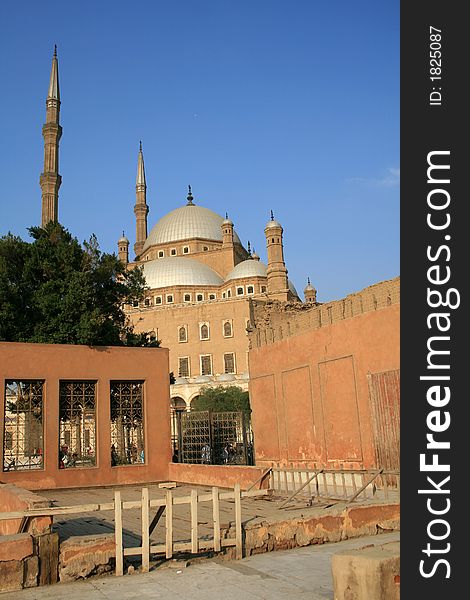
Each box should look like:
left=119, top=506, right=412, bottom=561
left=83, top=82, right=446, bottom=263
left=248, top=278, right=400, bottom=348
left=247, top=278, right=400, bottom=469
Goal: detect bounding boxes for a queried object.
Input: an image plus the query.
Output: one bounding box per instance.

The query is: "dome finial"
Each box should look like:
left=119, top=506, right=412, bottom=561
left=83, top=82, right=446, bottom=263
left=247, top=240, right=251, bottom=255
left=225, top=212, right=228, bottom=219
left=187, top=185, right=194, bottom=205
left=139, top=140, right=142, bottom=152
left=270, top=209, right=274, bottom=221
left=307, top=277, right=310, bottom=285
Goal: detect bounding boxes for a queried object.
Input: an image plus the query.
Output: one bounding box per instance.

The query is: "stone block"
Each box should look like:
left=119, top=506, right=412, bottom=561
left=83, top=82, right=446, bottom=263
left=0, top=559, right=24, bottom=592
left=0, top=533, right=33, bottom=562
left=331, top=541, right=400, bottom=600
left=59, top=533, right=115, bottom=582
left=24, top=555, right=39, bottom=588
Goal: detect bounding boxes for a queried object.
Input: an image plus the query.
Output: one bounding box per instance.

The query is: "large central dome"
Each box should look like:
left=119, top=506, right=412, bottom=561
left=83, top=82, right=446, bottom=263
left=143, top=204, right=241, bottom=249
left=142, top=257, right=224, bottom=288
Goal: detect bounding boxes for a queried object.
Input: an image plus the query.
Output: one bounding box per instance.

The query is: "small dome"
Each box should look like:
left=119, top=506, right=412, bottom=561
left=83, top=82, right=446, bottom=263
left=143, top=204, right=241, bottom=249
left=251, top=251, right=260, bottom=261
left=304, top=277, right=316, bottom=293
left=226, top=259, right=267, bottom=281
left=118, top=233, right=129, bottom=244
left=265, top=219, right=282, bottom=230
left=142, top=257, right=224, bottom=289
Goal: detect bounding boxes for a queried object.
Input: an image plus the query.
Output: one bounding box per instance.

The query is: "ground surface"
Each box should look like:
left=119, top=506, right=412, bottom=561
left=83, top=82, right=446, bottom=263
left=38, top=482, right=397, bottom=548
left=1, top=531, right=400, bottom=600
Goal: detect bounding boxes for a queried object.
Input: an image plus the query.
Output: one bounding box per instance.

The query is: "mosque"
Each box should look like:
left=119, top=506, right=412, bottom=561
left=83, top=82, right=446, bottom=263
left=39, top=49, right=317, bottom=414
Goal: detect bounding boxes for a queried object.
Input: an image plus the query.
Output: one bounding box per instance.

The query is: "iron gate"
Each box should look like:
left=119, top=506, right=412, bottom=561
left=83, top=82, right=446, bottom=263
left=175, top=410, right=254, bottom=465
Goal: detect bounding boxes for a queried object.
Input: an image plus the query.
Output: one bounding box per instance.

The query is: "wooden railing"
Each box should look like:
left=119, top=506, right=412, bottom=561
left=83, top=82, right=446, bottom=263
left=0, top=484, right=270, bottom=576
left=269, top=466, right=400, bottom=507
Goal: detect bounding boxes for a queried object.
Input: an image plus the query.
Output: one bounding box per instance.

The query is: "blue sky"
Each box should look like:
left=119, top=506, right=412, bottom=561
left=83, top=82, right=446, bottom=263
left=0, top=1, right=399, bottom=302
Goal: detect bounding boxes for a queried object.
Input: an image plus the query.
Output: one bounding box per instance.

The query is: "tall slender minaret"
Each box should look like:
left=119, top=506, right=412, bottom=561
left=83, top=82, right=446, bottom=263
left=134, top=141, right=149, bottom=258
left=265, top=210, right=289, bottom=301
left=40, top=45, right=62, bottom=227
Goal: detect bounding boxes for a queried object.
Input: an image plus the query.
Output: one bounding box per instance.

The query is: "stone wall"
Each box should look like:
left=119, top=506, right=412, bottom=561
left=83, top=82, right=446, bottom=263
left=248, top=277, right=400, bottom=348
left=0, top=342, right=171, bottom=490
left=247, top=278, right=400, bottom=468
left=169, top=463, right=270, bottom=490
left=0, top=483, right=57, bottom=592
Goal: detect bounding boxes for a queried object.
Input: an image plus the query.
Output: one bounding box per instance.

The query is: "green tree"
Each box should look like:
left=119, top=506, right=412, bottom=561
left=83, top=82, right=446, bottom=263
left=0, top=222, right=155, bottom=346
left=191, top=385, right=251, bottom=413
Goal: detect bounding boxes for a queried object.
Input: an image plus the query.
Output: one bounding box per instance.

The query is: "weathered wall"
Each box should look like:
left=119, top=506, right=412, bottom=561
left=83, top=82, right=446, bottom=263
left=0, top=342, right=171, bottom=490
left=0, top=483, right=52, bottom=535
left=248, top=279, right=400, bottom=468
left=169, top=462, right=270, bottom=490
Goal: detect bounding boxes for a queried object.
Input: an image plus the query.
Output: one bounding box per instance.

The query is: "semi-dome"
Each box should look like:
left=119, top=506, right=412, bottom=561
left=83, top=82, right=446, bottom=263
left=225, top=259, right=268, bottom=281
left=142, top=257, right=224, bottom=289
left=143, top=204, right=241, bottom=249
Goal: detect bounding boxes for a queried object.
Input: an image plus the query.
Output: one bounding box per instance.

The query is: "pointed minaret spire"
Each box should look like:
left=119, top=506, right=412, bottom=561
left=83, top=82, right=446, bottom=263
left=47, top=45, right=60, bottom=101
left=40, top=46, right=62, bottom=226
left=134, top=141, right=149, bottom=258
left=187, top=185, right=194, bottom=205
left=136, top=141, right=146, bottom=186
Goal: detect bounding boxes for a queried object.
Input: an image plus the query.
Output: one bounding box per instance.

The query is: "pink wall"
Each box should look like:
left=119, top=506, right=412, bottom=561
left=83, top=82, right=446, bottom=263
left=0, top=342, right=171, bottom=490
left=248, top=305, right=400, bottom=469
left=169, top=462, right=270, bottom=490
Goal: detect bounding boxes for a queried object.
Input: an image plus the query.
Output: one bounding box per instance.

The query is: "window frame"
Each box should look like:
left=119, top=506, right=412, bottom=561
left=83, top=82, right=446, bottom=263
left=200, top=354, right=213, bottom=376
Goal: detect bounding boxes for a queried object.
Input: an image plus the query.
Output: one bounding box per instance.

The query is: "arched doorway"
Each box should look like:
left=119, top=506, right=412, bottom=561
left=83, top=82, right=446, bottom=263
left=170, top=397, right=187, bottom=460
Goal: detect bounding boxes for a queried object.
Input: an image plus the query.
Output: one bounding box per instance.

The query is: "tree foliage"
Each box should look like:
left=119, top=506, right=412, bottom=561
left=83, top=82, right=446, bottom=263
left=0, top=222, right=156, bottom=346
left=191, top=385, right=251, bottom=413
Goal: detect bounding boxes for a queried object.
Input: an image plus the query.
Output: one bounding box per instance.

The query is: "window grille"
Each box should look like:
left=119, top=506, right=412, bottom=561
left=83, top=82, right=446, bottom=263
left=200, top=355, right=212, bottom=376
left=110, top=381, right=145, bottom=466
left=224, top=353, right=235, bottom=374
left=178, top=326, right=187, bottom=343
left=223, top=321, right=232, bottom=337
left=59, top=381, right=96, bottom=469
left=179, top=357, right=190, bottom=378
left=3, top=380, right=44, bottom=472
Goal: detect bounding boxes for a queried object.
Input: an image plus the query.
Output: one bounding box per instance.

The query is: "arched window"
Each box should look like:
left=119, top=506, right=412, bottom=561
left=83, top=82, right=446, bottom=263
left=178, top=326, right=187, bottom=343
left=223, top=321, right=232, bottom=337
left=200, top=323, right=209, bottom=340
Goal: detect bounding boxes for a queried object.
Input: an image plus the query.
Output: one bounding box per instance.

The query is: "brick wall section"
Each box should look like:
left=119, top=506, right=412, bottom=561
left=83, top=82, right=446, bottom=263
left=248, top=278, right=400, bottom=348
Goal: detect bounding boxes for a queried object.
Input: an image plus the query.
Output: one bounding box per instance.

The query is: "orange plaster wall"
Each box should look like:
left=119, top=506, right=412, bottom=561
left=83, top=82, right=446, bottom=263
left=168, top=462, right=269, bottom=490
left=0, top=342, right=172, bottom=490
left=248, top=305, right=400, bottom=469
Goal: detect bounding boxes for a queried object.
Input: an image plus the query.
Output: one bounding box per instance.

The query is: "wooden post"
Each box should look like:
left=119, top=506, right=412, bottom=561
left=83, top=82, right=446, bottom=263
left=141, top=488, right=150, bottom=572
left=165, top=489, right=173, bottom=559
left=191, top=489, right=199, bottom=554
left=332, top=471, right=338, bottom=497
left=37, top=532, right=59, bottom=585
left=212, top=486, right=221, bottom=552
left=114, top=491, right=123, bottom=576
left=340, top=465, right=347, bottom=499
left=234, top=483, right=242, bottom=559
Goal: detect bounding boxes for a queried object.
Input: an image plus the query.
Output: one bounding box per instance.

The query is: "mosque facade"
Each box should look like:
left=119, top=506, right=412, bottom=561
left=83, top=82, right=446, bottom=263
left=38, top=49, right=317, bottom=413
